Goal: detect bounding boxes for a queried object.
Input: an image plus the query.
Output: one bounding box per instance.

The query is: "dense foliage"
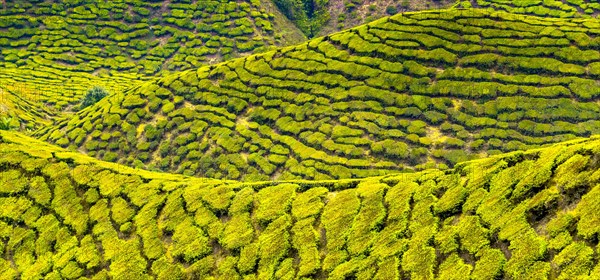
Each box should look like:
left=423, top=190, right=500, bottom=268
left=0, top=77, right=58, bottom=131
left=0, top=66, right=150, bottom=132
left=3, top=1, right=600, bottom=278
left=3, top=131, right=600, bottom=279
left=37, top=8, right=600, bottom=180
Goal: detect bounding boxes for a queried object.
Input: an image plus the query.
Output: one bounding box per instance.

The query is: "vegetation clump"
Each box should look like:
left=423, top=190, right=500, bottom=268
left=458, top=0, right=600, bottom=18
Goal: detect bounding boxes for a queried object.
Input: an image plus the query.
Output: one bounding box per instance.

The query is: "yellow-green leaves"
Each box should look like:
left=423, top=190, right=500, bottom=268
left=291, top=187, right=327, bottom=220
left=221, top=213, right=254, bottom=250
left=574, top=184, right=600, bottom=240
left=0, top=170, right=26, bottom=195
left=171, top=219, right=211, bottom=263
left=255, top=184, right=297, bottom=223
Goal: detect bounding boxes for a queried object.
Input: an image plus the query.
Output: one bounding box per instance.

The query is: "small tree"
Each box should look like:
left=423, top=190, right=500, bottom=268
left=79, top=86, right=108, bottom=110
left=0, top=116, right=16, bottom=130
left=386, top=5, right=398, bottom=15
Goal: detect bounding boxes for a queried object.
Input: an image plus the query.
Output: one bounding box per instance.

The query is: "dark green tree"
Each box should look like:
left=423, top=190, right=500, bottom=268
left=79, top=86, right=108, bottom=110
left=386, top=5, right=398, bottom=15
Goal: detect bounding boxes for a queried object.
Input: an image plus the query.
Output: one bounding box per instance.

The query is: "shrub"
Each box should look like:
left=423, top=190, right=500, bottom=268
left=221, top=213, right=254, bottom=250
left=471, top=248, right=506, bottom=280
left=575, top=183, right=600, bottom=240
left=292, top=218, right=320, bottom=276
left=569, top=78, right=600, bottom=100
left=386, top=6, right=398, bottom=15
left=589, top=62, right=600, bottom=76
left=103, top=151, right=119, bottom=162
left=372, top=139, right=410, bottom=159
left=79, top=86, right=108, bottom=109
left=122, top=95, right=146, bottom=108
left=0, top=116, right=17, bottom=130
left=331, top=125, right=363, bottom=139
left=162, top=101, right=175, bottom=114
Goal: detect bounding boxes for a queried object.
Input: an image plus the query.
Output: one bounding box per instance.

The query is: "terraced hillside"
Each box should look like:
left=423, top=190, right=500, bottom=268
left=0, top=0, right=306, bottom=76
left=38, top=8, right=600, bottom=180
left=3, top=130, right=600, bottom=279
left=459, top=0, right=600, bottom=17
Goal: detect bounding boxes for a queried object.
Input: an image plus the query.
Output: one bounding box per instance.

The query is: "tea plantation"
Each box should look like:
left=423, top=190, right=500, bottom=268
left=0, top=0, right=306, bottom=76
left=3, top=130, right=600, bottom=279
left=3, top=0, right=600, bottom=279
left=36, top=8, right=600, bottom=180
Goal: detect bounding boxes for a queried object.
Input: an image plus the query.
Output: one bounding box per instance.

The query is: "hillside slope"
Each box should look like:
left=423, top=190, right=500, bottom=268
left=0, top=0, right=309, bottom=127
left=3, top=131, right=600, bottom=279
left=0, top=0, right=305, bottom=76
left=38, top=8, right=600, bottom=180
